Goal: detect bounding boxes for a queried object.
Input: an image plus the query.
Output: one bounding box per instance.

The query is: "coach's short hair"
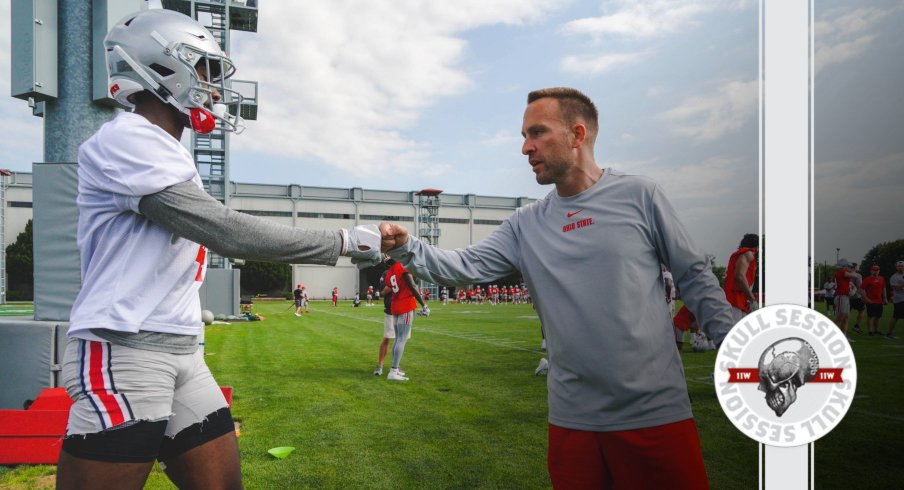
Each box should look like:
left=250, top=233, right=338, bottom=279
left=527, top=87, right=599, bottom=135
left=739, top=233, right=759, bottom=249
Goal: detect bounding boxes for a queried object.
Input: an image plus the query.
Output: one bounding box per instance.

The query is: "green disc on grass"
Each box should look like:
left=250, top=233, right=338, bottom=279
left=267, top=446, right=295, bottom=459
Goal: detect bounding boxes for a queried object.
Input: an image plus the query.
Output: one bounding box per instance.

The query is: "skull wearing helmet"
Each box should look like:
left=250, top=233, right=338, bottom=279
left=757, top=338, right=819, bottom=417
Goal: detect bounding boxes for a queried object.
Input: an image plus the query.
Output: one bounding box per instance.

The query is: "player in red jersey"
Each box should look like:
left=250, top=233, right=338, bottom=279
left=861, top=265, right=888, bottom=336
left=833, top=259, right=858, bottom=340
left=672, top=306, right=696, bottom=351
left=383, top=257, right=428, bottom=381
left=723, top=234, right=759, bottom=323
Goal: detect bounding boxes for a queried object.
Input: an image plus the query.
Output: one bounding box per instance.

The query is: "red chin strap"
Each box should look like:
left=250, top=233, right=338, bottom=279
left=189, top=107, right=216, bottom=134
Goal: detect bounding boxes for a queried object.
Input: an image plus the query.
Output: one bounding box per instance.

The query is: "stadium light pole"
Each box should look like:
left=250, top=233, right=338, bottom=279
left=0, top=169, right=10, bottom=306
left=836, top=248, right=840, bottom=264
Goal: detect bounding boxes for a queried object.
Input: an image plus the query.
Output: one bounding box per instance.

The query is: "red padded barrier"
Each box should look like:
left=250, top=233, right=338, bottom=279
left=0, top=386, right=234, bottom=464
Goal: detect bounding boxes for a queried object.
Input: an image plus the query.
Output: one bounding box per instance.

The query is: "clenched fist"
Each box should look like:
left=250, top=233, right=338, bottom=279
left=379, top=222, right=410, bottom=252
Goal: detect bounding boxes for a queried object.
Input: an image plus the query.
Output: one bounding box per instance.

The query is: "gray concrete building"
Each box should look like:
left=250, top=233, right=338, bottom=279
left=3, top=171, right=534, bottom=300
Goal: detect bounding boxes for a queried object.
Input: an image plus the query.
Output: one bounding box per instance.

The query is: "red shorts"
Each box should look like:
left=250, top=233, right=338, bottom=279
left=548, top=418, right=709, bottom=490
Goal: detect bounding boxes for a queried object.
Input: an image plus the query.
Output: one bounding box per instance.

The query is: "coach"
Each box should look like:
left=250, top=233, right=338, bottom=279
left=379, top=87, right=735, bottom=489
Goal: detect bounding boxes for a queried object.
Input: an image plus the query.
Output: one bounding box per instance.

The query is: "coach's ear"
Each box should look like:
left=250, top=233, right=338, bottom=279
left=570, top=123, right=587, bottom=149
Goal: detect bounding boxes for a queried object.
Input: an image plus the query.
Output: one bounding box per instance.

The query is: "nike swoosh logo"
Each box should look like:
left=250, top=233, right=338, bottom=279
left=567, top=210, right=584, bottom=218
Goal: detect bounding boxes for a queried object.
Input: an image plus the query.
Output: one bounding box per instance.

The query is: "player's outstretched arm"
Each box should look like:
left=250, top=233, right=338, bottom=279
left=403, top=272, right=426, bottom=308
left=139, top=181, right=379, bottom=265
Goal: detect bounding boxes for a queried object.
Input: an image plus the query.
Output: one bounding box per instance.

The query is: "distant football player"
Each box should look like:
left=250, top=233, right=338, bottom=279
left=849, top=263, right=865, bottom=334
left=834, top=259, right=859, bottom=341
left=886, top=261, right=904, bottom=339
left=672, top=305, right=696, bottom=352
left=293, top=284, right=304, bottom=316
left=382, top=257, right=428, bottom=380
left=861, top=265, right=887, bottom=336
left=723, top=234, right=759, bottom=323
left=374, top=276, right=397, bottom=376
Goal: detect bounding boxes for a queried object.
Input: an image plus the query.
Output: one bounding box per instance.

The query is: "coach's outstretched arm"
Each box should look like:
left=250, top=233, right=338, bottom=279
left=139, top=180, right=380, bottom=264
left=380, top=221, right=519, bottom=286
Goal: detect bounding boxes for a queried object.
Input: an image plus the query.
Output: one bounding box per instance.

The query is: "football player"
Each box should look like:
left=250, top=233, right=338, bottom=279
left=57, top=9, right=381, bottom=489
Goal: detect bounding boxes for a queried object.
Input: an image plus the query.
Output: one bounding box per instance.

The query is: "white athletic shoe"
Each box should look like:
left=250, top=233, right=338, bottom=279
left=387, top=369, right=408, bottom=381
left=535, top=358, right=549, bottom=376
left=373, top=365, right=383, bottom=376
left=294, top=312, right=301, bottom=317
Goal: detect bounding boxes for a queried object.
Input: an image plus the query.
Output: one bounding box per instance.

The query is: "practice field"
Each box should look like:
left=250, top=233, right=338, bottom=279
left=1, top=300, right=901, bottom=489
left=0, top=302, right=34, bottom=317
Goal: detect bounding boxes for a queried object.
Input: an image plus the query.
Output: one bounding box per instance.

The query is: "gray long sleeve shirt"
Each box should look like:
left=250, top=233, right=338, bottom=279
left=139, top=181, right=342, bottom=265
left=89, top=181, right=343, bottom=353
left=388, top=168, right=735, bottom=431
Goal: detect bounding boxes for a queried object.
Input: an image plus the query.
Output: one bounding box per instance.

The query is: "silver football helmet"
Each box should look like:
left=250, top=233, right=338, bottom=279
left=104, top=9, right=244, bottom=134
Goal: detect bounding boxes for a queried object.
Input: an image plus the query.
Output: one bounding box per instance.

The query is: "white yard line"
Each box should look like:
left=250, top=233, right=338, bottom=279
left=317, top=308, right=544, bottom=354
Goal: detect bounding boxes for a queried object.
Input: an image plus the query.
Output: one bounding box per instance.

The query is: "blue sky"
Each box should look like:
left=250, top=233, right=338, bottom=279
left=2, top=1, right=901, bottom=267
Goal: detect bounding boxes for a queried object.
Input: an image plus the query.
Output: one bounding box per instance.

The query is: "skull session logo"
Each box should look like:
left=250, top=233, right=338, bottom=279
left=715, top=304, right=857, bottom=447
left=756, top=338, right=821, bottom=417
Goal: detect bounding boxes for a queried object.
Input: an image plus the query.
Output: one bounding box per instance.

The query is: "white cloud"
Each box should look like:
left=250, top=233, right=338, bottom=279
left=603, top=155, right=756, bottom=261
left=557, top=1, right=753, bottom=77
left=614, top=156, right=745, bottom=201
left=560, top=51, right=647, bottom=76
left=814, top=6, right=892, bottom=74
left=230, top=1, right=565, bottom=176
left=657, top=79, right=757, bottom=142
left=618, top=132, right=636, bottom=143
left=562, top=0, right=751, bottom=40
left=482, top=129, right=520, bottom=147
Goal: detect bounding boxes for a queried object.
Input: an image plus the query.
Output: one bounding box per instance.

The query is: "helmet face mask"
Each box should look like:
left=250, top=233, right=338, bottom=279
left=105, top=9, right=245, bottom=134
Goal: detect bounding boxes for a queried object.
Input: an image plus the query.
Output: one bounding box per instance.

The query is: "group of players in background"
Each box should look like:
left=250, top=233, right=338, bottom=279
left=360, top=283, right=533, bottom=306
left=823, top=259, right=904, bottom=340
left=444, top=284, right=532, bottom=305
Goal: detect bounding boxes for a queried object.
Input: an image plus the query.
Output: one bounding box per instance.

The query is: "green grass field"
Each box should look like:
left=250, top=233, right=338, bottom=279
left=1, top=300, right=902, bottom=489
left=0, top=302, right=34, bottom=317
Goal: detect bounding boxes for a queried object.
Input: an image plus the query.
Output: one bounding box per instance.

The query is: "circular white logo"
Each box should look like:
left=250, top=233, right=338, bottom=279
left=714, top=304, right=857, bottom=447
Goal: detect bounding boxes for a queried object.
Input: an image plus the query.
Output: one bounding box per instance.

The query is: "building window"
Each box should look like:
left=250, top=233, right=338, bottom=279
left=359, top=214, right=414, bottom=222
left=237, top=210, right=293, bottom=217
left=7, top=201, right=32, bottom=208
